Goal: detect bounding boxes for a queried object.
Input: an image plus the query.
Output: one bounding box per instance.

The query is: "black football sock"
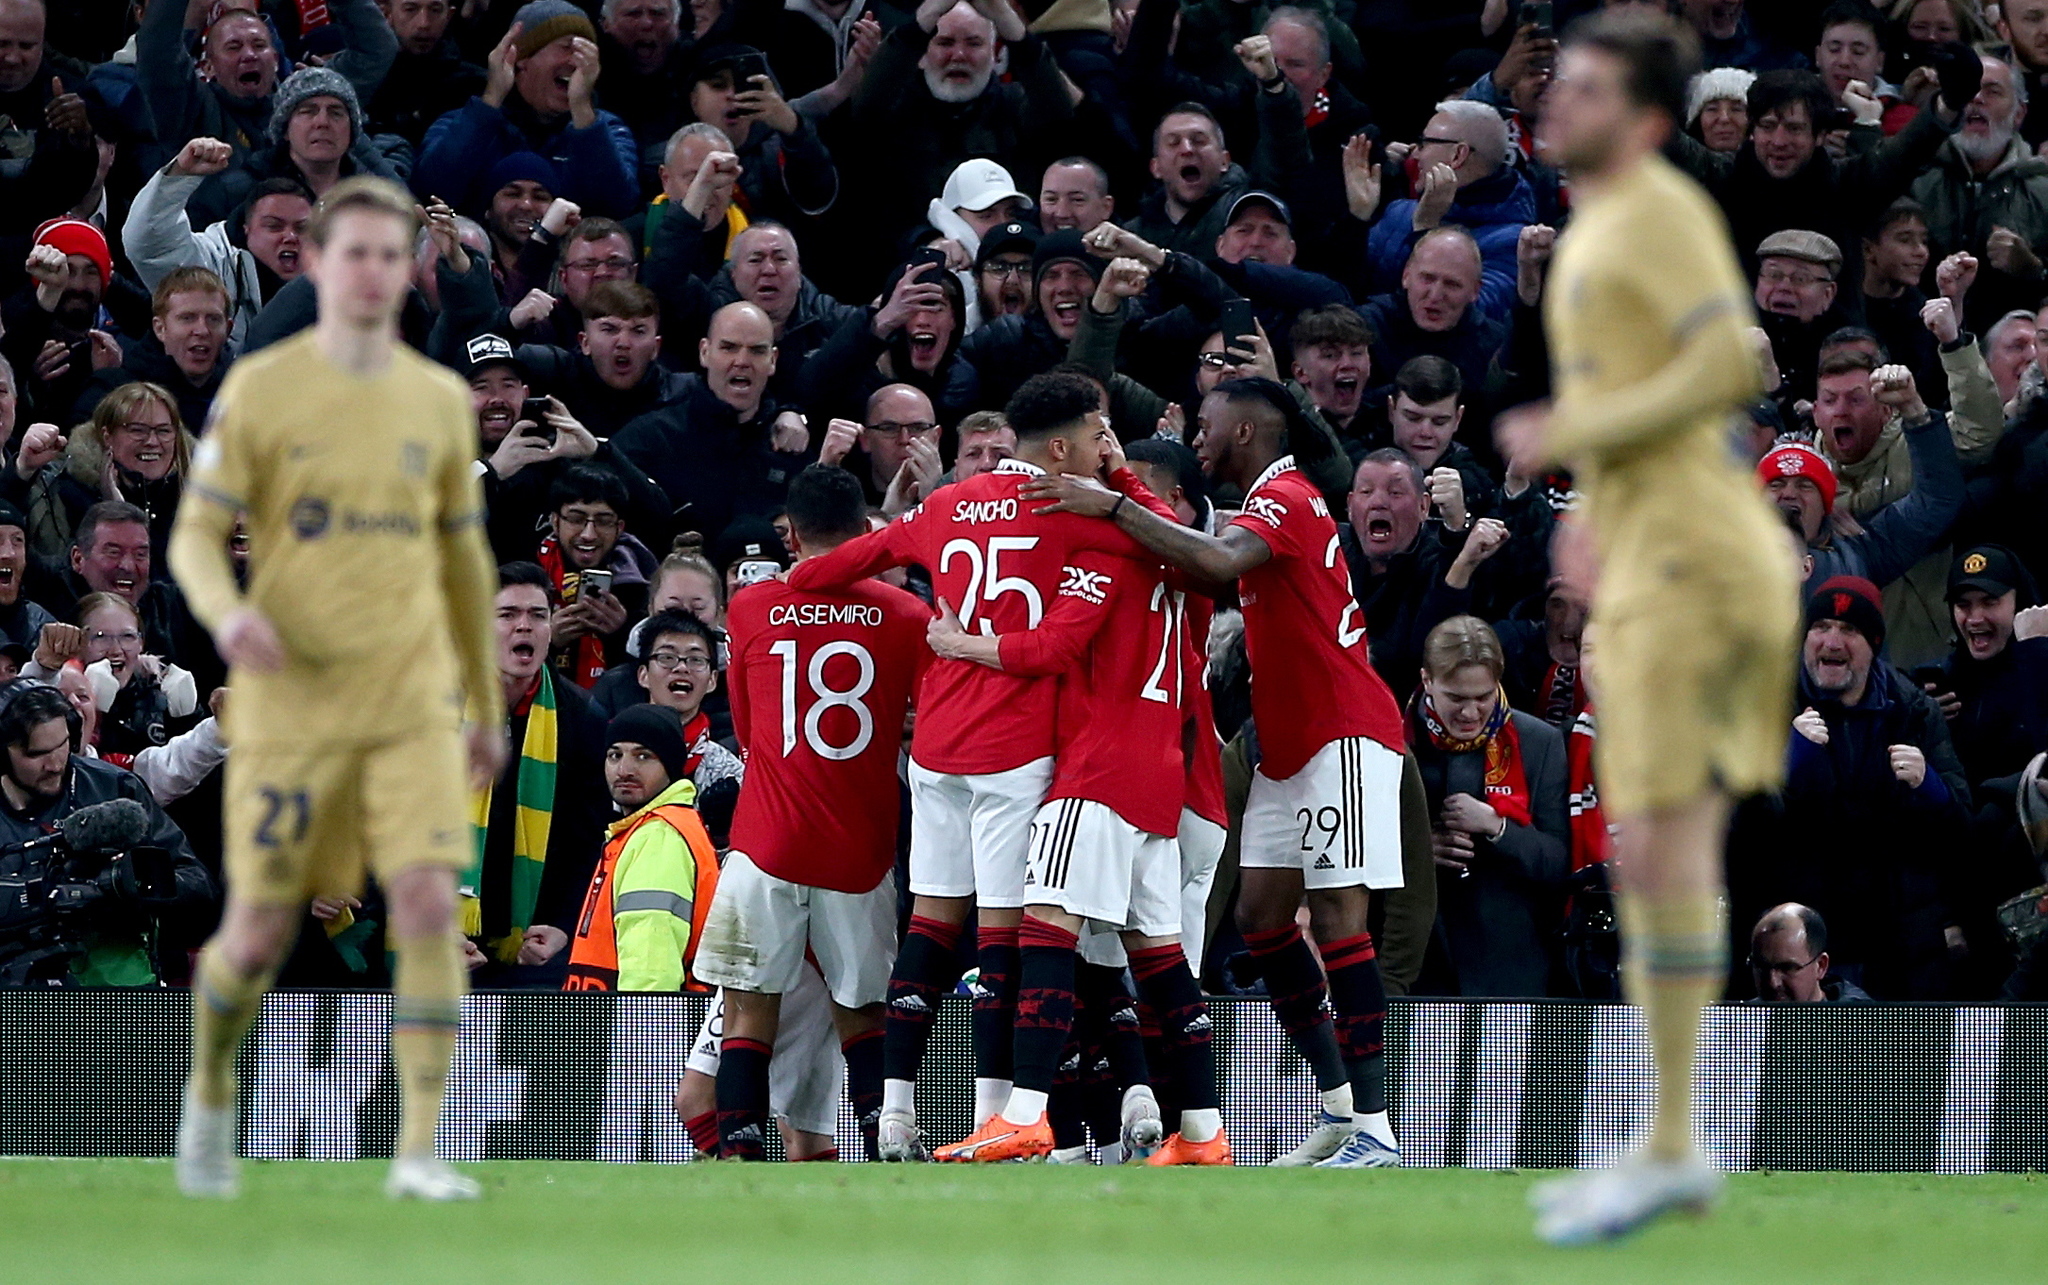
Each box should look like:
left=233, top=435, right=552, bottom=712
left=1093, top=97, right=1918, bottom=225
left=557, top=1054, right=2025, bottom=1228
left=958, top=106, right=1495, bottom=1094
left=883, top=914, right=960, bottom=1088
left=715, top=1036, right=772, bottom=1161
left=841, top=1027, right=884, bottom=1160
left=1320, top=932, right=1390, bottom=1114
left=972, top=922, right=1021, bottom=1084
left=1244, top=922, right=1349, bottom=1094
left=1008, top=917, right=1079, bottom=1105
left=1130, top=945, right=1219, bottom=1116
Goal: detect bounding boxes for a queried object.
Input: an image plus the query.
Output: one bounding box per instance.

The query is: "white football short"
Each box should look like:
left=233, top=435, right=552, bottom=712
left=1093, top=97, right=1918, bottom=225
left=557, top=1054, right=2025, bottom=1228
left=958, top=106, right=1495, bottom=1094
left=1241, top=736, right=1404, bottom=890
left=1022, top=796, right=1180, bottom=937
left=905, top=756, right=1052, bottom=908
left=694, top=852, right=899, bottom=1009
left=685, top=962, right=843, bottom=1138
left=1177, top=810, right=1226, bottom=971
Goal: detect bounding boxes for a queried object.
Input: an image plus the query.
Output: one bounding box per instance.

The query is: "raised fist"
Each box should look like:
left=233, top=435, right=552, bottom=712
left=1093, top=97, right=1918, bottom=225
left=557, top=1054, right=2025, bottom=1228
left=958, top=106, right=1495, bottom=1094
left=171, top=137, right=234, bottom=178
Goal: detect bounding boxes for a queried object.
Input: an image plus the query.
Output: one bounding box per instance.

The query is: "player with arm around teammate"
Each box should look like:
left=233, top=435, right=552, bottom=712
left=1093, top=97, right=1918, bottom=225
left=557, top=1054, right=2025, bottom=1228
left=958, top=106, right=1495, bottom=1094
left=785, top=372, right=1154, bottom=1158
left=1026, top=377, right=1409, bottom=1169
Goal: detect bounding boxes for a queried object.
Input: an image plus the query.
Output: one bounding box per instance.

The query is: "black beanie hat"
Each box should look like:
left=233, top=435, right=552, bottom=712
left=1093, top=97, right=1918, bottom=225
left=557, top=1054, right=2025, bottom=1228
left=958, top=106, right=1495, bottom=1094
left=1032, top=228, right=1103, bottom=292
left=606, top=705, right=693, bottom=785
left=1807, top=575, right=1887, bottom=650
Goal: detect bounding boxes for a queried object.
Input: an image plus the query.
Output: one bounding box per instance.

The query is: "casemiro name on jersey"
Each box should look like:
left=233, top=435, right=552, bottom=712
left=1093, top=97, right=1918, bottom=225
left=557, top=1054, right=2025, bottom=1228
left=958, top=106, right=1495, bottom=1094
left=767, top=603, right=887, bottom=628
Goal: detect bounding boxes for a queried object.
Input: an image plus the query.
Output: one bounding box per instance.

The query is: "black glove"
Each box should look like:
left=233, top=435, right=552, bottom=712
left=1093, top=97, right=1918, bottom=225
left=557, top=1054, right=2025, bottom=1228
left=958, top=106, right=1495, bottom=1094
left=1928, top=40, right=1983, bottom=114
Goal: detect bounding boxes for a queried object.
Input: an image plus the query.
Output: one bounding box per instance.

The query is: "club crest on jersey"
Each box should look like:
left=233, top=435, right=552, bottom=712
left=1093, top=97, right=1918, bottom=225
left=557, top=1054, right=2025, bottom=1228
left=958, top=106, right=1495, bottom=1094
left=1058, top=565, right=1111, bottom=604
left=1243, top=494, right=1288, bottom=528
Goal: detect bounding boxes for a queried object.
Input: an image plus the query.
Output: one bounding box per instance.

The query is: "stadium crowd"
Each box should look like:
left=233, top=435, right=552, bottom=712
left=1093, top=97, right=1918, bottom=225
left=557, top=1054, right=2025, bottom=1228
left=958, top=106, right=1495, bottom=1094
left=0, top=0, right=2046, bottom=1039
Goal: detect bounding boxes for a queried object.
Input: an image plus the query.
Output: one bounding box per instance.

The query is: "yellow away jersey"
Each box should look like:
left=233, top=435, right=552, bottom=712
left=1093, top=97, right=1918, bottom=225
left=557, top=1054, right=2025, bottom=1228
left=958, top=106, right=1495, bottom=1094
left=171, top=330, right=499, bottom=744
left=1543, top=152, right=1790, bottom=607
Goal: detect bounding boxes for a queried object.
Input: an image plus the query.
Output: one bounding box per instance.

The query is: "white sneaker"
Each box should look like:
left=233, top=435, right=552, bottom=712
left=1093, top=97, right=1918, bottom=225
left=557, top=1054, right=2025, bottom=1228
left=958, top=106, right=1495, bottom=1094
left=876, top=1108, right=930, bottom=1162
left=385, top=1155, right=482, bottom=1201
left=1119, top=1085, right=1164, bottom=1160
left=1269, top=1109, right=1357, bottom=1167
left=1047, top=1145, right=1094, bottom=1165
left=1531, top=1152, right=1722, bottom=1245
left=175, top=1087, right=238, bottom=1199
left=1314, top=1129, right=1400, bottom=1169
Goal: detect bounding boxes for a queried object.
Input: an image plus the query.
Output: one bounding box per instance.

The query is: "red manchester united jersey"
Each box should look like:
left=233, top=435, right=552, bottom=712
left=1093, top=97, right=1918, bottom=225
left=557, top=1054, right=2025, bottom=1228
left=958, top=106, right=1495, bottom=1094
left=1228, top=456, right=1405, bottom=778
left=725, top=576, right=930, bottom=893
left=786, top=459, right=1146, bottom=775
left=995, top=549, right=1187, bottom=837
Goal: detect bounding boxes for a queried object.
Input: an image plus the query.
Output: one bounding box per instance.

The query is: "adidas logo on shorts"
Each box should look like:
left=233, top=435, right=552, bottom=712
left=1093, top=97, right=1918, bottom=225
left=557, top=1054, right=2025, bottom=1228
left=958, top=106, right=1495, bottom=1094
left=1314, top=855, right=1335, bottom=870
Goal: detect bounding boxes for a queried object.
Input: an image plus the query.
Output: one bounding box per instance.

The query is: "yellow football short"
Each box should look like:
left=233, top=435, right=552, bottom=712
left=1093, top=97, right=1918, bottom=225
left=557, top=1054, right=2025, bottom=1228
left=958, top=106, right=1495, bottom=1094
left=223, top=729, right=470, bottom=905
left=1592, top=572, right=1800, bottom=819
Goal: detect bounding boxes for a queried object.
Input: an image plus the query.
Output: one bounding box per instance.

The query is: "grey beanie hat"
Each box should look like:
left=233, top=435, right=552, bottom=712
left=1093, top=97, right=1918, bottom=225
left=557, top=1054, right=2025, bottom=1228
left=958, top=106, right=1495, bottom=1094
left=268, top=66, right=364, bottom=146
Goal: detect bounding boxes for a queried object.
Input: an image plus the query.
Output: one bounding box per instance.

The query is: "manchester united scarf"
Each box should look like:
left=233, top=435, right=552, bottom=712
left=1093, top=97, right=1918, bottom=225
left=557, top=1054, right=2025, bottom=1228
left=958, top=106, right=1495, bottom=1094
left=1412, top=685, right=1533, bottom=827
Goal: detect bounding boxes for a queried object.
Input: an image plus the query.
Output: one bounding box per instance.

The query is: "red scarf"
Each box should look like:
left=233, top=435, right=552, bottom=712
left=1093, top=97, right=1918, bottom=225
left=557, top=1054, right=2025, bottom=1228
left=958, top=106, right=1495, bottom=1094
left=1412, top=686, right=1532, bottom=827
left=1539, top=660, right=1588, bottom=729
left=537, top=535, right=608, bottom=690
left=1566, top=707, right=1607, bottom=871
left=681, top=710, right=711, bottom=779
left=1304, top=87, right=1330, bottom=130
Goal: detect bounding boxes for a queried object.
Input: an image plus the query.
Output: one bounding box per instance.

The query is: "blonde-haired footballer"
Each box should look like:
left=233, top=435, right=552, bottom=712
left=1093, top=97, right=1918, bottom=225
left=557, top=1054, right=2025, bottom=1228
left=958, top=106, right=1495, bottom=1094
left=168, top=177, right=507, bottom=1201
left=1494, top=12, right=1805, bottom=1243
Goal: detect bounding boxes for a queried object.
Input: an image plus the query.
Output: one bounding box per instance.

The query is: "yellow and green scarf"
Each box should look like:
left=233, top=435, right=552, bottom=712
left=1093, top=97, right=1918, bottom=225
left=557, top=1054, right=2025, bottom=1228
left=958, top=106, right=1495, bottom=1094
left=462, top=668, right=558, bottom=963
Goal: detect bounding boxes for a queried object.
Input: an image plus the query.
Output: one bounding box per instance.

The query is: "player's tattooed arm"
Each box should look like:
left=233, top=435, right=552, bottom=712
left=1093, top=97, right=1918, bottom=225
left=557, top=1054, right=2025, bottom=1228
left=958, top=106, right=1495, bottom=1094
left=1025, top=473, right=1271, bottom=582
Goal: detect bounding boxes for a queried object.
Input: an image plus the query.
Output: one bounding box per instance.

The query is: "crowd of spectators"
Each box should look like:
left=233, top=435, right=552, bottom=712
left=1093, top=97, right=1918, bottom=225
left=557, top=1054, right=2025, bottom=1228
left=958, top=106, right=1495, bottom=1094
left=0, top=0, right=2044, bottom=1005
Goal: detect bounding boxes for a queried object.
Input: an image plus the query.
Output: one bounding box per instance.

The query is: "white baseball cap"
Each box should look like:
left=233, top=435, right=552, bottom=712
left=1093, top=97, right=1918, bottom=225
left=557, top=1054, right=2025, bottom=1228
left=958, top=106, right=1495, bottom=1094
left=942, top=158, right=1028, bottom=213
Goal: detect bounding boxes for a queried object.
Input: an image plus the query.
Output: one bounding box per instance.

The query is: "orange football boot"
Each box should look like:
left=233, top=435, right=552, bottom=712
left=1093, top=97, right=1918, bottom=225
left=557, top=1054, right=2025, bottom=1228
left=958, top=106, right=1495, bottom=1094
left=932, top=1113, right=1054, bottom=1162
left=1145, top=1129, right=1233, bottom=1166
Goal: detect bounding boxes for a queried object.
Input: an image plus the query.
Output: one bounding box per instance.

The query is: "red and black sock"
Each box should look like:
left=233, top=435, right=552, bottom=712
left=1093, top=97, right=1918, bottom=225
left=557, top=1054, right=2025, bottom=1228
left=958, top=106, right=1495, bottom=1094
left=1011, top=917, right=1079, bottom=1096
left=1138, top=1008, right=1180, bottom=1125
left=841, top=1028, right=885, bottom=1160
left=715, top=1036, right=772, bottom=1161
left=1321, top=931, right=1389, bottom=1114
left=884, top=915, right=960, bottom=1084
left=1130, top=945, right=1218, bottom=1113
left=684, top=1110, right=720, bottom=1157
left=1243, top=923, right=1349, bottom=1093
left=972, top=922, right=1022, bottom=1083
left=1078, top=962, right=1151, bottom=1092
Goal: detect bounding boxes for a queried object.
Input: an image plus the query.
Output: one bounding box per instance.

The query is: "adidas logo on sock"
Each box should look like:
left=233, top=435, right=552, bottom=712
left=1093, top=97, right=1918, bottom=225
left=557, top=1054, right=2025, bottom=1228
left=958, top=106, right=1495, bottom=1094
left=1060, top=1053, right=1082, bottom=1073
left=890, top=993, right=932, bottom=1012
left=1111, top=1006, right=1139, bottom=1025
left=1314, top=855, right=1335, bottom=870
left=969, top=981, right=994, bottom=1000
left=1185, top=1013, right=1213, bottom=1035
left=728, top=1124, right=764, bottom=1144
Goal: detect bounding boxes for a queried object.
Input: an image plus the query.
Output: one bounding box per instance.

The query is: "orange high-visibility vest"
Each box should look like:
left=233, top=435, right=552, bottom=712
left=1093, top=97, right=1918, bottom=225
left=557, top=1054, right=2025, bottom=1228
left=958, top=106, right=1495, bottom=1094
left=563, top=802, right=720, bottom=993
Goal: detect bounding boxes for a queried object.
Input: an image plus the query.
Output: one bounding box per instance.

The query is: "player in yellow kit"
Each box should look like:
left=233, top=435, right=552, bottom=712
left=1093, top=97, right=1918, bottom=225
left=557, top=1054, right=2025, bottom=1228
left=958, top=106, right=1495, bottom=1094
left=167, top=178, right=507, bottom=1201
left=1494, top=13, right=1800, bottom=1244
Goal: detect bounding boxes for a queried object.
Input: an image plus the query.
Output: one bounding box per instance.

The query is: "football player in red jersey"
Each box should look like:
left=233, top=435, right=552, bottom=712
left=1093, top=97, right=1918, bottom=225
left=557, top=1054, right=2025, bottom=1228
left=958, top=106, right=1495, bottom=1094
left=696, top=466, right=931, bottom=1160
left=919, top=458, right=1228, bottom=1165
left=1028, top=377, right=1408, bottom=1168
left=786, top=372, right=1152, bottom=1157
left=1123, top=439, right=1231, bottom=975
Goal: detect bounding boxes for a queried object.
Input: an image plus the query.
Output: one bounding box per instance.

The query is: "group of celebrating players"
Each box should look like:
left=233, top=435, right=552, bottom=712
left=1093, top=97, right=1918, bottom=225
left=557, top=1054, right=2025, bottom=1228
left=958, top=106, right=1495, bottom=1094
left=694, top=366, right=1404, bottom=1169
left=169, top=4, right=1782, bottom=1246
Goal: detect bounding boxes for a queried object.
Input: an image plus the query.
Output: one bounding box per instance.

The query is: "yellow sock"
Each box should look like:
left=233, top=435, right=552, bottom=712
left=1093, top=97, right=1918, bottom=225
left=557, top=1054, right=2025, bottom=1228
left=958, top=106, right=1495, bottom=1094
left=1616, top=891, right=1726, bottom=1163
left=189, top=949, right=272, bottom=1109
left=390, top=930, right=466, bottom=1160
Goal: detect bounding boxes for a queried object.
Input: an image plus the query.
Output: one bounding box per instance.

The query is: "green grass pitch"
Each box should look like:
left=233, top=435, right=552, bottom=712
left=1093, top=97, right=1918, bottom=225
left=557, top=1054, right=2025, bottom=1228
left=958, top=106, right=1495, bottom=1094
left=2, top=1160, right=2042, bottom=1284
